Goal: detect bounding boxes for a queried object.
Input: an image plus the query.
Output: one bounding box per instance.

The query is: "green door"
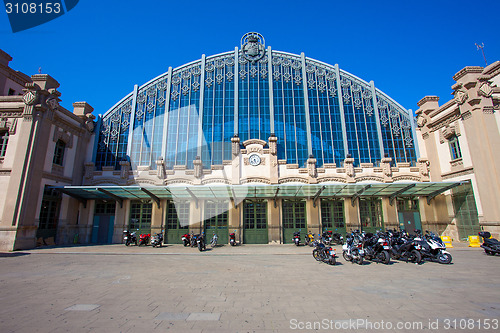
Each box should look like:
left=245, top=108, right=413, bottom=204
left=204, top=201, right=229, bottom=245
left=282, top=200, right=306, bottom=244
left=321, top=199, right=347, bottom=237
left=129, top=201, right=152, bottom=236
left=165, top=201, right=189, bottom=244
left=243, top=200, right=268, bottom=244
left=359, top=198, right=384, bottom=234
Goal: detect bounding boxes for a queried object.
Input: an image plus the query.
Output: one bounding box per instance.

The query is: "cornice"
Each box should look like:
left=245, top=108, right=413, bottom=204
left=453, top=66, right=484, bottom=81
left=417, top=96, right=440, bottom=107
left=428, top=99, right=458, bottom=119
left=427, top=109, right=461, bottom=132
left=242, top=139, right=267, bottom=147
left=441, top=167, right=474, bottom=180
left=478, top=61, right=500, bottom=80
left=0, top=63, right=31, bottom=86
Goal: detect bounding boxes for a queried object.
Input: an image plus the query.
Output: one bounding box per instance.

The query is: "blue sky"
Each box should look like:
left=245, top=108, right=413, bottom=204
left=2, top=0, right=499, bottom=116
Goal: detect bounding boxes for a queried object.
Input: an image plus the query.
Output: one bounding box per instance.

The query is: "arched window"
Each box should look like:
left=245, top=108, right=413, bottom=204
left=53, top=139, right=66, bottom=166
left=0, top=130, right=8, bottom=158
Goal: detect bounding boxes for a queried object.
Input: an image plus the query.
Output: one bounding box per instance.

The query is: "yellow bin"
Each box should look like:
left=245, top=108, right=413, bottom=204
left=441, top=236, right=453, bottom=248
left=468, top=236, right=481, bottom=247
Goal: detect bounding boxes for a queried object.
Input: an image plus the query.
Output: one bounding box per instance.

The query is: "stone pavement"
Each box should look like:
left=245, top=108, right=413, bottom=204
left=0, top=243, right=499, bottom=332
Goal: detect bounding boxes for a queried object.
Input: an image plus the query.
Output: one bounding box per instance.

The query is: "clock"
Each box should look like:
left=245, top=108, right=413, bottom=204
left=249, top=154, right=261, bottom=166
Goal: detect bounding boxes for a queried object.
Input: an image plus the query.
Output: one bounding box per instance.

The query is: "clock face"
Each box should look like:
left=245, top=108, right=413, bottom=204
left=249, top=154, right=261, bottom=166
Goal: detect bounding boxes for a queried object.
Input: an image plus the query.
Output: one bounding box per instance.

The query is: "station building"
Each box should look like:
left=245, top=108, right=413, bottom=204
left=1, top=33, right=497, bottom=250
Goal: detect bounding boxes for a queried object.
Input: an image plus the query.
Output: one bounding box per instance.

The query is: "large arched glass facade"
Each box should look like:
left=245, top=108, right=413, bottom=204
left=94, top=37, right=417, bottom=171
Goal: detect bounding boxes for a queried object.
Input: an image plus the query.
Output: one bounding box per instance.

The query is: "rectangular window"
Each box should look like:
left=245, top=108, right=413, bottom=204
left=166, top=201, right=189, bottom=229
left=129, top=201, right=152, bottom=232
left=53, top=140, right=66, bottom=166
left=449, top=136, right=462, bottom=160
left=0, top=130, right=8, bottom=157
left=95, top=201, right=116, bottom=215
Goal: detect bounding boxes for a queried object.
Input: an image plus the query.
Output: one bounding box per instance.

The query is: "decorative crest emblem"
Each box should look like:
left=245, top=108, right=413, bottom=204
left=241, top=32, right=265, bottom=63
left=22, top=91, right=37, bottom=105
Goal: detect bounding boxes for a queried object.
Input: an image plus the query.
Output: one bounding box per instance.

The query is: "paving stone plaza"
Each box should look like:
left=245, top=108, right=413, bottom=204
left=1, top=244, right=499, bottom=332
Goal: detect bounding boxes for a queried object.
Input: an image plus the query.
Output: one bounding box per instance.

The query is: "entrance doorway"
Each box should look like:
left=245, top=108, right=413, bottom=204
left=451, top=183, right=480, bottom=240
left=129, top=201, right=152, bottom=235
left=397, top=199, right=421, bottom=234
left=165, top=201, right=189, bottom=244
left=36, top=186, right=62, bottom=244
left=282, top=200, right=306, bottom=244
left=243, top=200, right=268, bottom=244
left=204, top=201, right=229, bottom=244
left=92, top=201, right=115, bottom=244
left=359, top=198, right=384, bottom=234
left=320, top=199, right=346, bottom=236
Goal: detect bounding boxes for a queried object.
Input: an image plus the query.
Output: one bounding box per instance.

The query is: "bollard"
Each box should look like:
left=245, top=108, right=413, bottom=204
left=468, top=236, right=481, bottom=247
left=441, top=236, right=453, bottom=248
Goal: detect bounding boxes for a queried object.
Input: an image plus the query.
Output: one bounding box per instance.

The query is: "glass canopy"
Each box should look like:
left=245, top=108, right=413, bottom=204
left=55, top=182, right=463, bottom=207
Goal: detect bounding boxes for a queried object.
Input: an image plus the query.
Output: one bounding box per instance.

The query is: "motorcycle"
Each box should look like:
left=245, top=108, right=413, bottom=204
left=150, top=232, right=164, bottom=248
left=138, top=233, right=151, bottom=246
left=479, top=231, right=500, bottom=256
left=229, top=230, right=236, bottom=246
left=304, top=231, right=315, bottom=246
left=312, top=241, right=336, bottom=265
left=190, top=232, right=198, bottom=247
left=293, top=230, right=301, bottom=246
left=210, top=231, right=218, bottom=248
left=331, top=232, right=344, bottom=245
left=123, top=230, right=137, bottom=246
left=387, top=230, right=422, bottom=264
left=414, top=230, right=452, bottom=264
left=322, top=230, right=333, bottom=245
left=197, top=232, right=206, bottom=252
left=342, top=231, right=364, bottom=265
left=362, top=232, right=391, bottom=264
left=182, top=233, right=191, bottom=247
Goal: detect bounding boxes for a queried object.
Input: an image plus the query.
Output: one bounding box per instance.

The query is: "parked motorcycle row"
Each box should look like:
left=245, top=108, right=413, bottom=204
left=124, top=228, right=500, bottom=259
left=301, top=229, right=454, bottom=265
left=124, top=230, right=231, bottom=252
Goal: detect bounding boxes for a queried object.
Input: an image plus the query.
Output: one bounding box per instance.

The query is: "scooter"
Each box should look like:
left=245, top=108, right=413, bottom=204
left=150, top=232, right=164, bottom=248
left=387, top=230, right=422, bottom=264
left=210, top=231, right=218, bottom=248
left=304, top=231, right=315, bottom=246
left=414, top=230, right=452, bottom=264
left=229, top=230, right=236, bottom=246
left=479, top=231, right=500, bottom=256
left=293, top=230, right=301, bottom=246
left=181, top=233, right=191, bottom=247
left=342, top=233, right=364, bottom=265
left=123, top=230, right=137, bottom=246
left=138, top=233, right=151, bottom=246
